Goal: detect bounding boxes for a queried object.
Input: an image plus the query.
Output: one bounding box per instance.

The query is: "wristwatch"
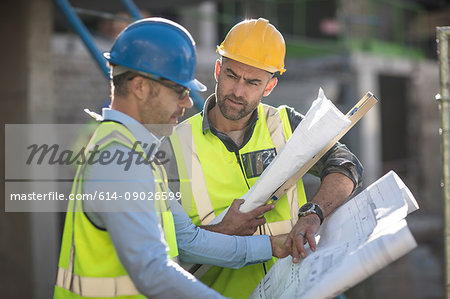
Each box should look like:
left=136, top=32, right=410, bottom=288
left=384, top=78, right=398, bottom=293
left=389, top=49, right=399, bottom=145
left=298, top=202, right=324, bottom=224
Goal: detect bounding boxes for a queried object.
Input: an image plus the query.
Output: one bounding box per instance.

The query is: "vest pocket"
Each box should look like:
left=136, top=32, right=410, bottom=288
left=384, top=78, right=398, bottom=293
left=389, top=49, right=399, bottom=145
left=240, top=148, right=277, bottom=178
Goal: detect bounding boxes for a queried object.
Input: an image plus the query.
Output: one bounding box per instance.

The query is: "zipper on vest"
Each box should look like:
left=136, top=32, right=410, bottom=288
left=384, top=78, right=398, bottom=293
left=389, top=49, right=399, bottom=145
left=234, top=151, right=250, bottom=189
left=234, top=149, right=270, bottom=277
left=236, top=150, right=268, bottom=276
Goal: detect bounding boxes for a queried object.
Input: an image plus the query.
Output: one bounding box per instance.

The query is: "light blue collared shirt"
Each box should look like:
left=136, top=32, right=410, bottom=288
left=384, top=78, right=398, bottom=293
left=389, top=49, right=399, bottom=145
left=83, top=108, right=271, bottom=298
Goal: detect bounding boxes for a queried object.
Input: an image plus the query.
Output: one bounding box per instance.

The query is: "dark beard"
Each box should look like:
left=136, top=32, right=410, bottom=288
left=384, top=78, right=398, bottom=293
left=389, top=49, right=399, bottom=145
left=217, top=95, right=253, bottom=121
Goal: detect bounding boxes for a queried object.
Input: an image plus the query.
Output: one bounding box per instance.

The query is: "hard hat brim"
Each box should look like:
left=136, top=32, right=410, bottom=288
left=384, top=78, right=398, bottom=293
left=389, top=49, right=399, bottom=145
left=217, top=47, right=286, bottom=75
left=185, top=78, right=207, bottom=92
left=104, top=52, right=207, bottom=92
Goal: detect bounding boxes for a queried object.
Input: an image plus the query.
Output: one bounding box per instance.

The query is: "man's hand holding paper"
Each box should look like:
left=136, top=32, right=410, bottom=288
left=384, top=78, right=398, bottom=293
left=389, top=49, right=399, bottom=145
left=286, top=172, right=355, bottom=263
left=269, top=234, right=291, bottom=258
left=202, top=199, right=275, bottom=236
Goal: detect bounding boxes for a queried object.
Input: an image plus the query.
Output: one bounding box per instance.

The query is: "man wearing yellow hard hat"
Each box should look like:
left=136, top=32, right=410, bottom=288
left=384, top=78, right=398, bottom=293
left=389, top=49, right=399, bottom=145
left=170, top=18, right=363, bottom=298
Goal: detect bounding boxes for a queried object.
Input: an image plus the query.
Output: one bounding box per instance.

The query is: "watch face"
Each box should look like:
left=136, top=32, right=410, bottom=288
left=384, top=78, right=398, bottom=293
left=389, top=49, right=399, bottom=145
left=298, top=202, right=324, bottom=224
left=299, top=202, right=314, bottom=213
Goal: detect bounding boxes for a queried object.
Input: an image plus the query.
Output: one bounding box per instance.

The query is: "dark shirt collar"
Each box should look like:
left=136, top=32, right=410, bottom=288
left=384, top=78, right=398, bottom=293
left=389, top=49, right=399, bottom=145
left=200, top=94, right=260, bottom=151
left=201, top=94, right=259, bottom=135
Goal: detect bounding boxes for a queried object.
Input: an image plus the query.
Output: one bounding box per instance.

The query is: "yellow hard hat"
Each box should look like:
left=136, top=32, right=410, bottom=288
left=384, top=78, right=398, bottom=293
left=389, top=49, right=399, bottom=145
left=217, top=18, right=286, bottom=75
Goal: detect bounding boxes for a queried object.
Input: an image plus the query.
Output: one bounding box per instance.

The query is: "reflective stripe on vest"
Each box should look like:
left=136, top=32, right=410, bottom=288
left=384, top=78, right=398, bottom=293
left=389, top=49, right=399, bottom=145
left=172, top=103, right=307, bottom=233
left=171, top=123, right=216, bottom=224
left=55, top=122, right=177, bottom=298
left=56, top=267, right=139, bottom=297
left=171, top=103, right=308, bottom=298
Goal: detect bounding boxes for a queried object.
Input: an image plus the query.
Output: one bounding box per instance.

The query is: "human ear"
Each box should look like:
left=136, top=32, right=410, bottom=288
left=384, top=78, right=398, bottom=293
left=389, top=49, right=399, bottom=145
left=214, top=59, right=221, bottom=82
left=129, top=76, right=148, bottom=100
left=263, top=77, right=278, bottom=97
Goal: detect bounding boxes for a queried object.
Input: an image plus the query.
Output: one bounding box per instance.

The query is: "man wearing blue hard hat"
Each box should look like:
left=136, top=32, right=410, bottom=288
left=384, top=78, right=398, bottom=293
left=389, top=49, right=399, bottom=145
left=54, top=17, right=290, bottom=299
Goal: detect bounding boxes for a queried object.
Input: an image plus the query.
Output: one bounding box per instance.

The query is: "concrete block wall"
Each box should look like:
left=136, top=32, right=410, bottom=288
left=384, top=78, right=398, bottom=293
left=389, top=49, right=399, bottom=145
left=52, top=35, right=110, bottom=124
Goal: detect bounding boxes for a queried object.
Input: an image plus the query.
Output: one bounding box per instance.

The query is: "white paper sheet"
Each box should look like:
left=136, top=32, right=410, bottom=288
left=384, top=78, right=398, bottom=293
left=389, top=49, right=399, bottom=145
left=249, top=171, right=419, bottom=299
left=210, top=88, right=351, bottom=224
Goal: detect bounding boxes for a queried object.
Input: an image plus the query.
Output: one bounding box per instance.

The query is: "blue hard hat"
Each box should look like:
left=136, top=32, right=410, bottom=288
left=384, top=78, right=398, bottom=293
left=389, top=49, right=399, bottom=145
left=104, top=17, right=206, bottom=92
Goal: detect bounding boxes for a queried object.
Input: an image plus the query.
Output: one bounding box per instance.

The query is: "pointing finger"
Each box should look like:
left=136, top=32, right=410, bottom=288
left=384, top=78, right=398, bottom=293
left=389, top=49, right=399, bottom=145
left=249, top=203, right=275, bottom=218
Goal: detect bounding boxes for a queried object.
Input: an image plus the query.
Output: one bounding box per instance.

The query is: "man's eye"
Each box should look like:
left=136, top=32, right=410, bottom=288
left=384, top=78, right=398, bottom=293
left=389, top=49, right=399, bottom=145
left=227, top=74, right=237, bottom=79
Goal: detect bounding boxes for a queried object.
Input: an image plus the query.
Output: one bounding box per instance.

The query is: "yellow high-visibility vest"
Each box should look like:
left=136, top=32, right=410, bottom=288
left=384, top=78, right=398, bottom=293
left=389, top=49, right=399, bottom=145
left=54, top=122, right=178, bottom=299
left=171, top=102, right=307, bottom=299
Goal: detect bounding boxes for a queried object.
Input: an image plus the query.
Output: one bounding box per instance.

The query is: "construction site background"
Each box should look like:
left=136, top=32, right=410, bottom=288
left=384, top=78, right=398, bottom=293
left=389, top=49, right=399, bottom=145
left=0, top=0, right=448, bottom=298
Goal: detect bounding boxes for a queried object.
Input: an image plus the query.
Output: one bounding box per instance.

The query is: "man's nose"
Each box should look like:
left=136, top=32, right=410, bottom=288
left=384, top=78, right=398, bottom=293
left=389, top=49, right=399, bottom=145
left=180, top=93, right=193, bottom=109
left=233, top=80, right=246, bottom=98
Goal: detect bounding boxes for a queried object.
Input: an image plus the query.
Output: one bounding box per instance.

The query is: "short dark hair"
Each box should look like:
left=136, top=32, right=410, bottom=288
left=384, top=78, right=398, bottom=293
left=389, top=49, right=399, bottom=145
left=111, top=68, right=160, bottom=99
left=111, top=71, right=134, bottom=98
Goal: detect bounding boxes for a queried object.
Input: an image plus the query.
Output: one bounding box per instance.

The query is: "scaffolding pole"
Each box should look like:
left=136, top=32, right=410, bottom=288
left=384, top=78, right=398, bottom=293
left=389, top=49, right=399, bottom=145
left=437, top=26, right=450, bottom=299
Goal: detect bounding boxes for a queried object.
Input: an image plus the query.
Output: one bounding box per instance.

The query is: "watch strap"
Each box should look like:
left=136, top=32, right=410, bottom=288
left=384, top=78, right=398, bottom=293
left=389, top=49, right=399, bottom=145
left=298, top=203, right=324, bottom=224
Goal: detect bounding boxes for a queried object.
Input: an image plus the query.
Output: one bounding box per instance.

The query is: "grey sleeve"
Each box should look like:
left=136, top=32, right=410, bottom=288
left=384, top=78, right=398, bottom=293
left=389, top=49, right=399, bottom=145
left=284, top=105, right=363, bottom=192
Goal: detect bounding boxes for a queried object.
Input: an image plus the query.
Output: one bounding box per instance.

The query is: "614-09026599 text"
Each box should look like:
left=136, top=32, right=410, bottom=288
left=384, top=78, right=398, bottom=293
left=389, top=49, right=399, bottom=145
left=4, top=124, right=189, bottom=212
left=9, top=191, right=182, bottom=201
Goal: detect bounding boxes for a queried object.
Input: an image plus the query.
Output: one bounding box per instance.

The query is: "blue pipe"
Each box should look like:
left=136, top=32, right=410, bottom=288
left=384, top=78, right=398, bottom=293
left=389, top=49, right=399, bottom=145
left=121, top=0, right=142, bottom=19
left=54, top=0, right=110, bottom=80
left=55, top=0, right=205, bottom=110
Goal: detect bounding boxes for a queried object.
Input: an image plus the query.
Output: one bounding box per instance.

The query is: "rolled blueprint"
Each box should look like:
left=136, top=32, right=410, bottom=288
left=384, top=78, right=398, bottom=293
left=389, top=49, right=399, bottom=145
left=249, top=170, right=419, bottom=299
left=209, top=88, right=351, bottom=224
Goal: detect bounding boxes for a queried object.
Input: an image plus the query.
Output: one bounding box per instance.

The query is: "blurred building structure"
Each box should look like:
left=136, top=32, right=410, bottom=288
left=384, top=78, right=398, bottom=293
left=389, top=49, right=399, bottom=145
left=1, top=0, right=449, bottom=298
